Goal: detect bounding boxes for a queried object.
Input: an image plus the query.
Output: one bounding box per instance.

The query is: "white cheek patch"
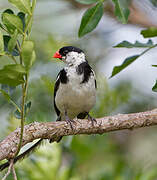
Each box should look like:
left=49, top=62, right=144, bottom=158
left=66, top=52, right=86, bottom=66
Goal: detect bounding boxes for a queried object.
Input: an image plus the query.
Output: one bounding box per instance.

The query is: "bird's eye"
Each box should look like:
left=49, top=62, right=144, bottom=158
left=64, top=50, right=68, bottom=54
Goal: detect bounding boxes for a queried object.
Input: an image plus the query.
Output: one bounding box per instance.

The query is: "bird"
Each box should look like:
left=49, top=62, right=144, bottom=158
left=50, top=46, right=97, bottom=142
left=0, top=46, right=97, bottom=171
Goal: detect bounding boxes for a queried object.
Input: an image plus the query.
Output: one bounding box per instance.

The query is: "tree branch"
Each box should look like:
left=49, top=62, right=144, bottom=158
left=1, top=108, right=157, bottom=161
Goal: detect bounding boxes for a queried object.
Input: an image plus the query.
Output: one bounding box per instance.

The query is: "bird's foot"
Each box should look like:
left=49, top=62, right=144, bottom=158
left=88, top=114, right=97, bottom=126
left=65, top=115, right=75, bottom=130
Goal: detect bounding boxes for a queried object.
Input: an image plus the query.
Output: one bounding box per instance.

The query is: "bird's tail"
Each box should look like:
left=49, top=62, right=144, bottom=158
left=0, top=139, right=43, bottom=171
left=49, top=116, right=62, bottom=143
left=49, top=136, right=62, bottom=143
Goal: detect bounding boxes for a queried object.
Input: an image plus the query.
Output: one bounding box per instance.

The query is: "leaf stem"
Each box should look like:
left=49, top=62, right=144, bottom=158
left=14, top=75, right=28, bottom=157
left=0, top=89, right=21, bottom=113
left=32, top=0, right=36, bottom=14
left=14, top=0, right=36, bottom=158
left=10, top=55, right=17, bottom=64
left=5, top=54, right=17, bottom=64
left=140, top=44, right=157, bottom=56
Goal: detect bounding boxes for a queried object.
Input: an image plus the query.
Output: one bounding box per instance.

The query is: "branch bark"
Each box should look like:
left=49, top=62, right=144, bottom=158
left=1, top=108, right=157, bottom=161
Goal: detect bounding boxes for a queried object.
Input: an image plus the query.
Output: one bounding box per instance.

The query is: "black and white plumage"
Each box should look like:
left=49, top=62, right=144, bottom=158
left=52, top=46, right=96, bottom=141
left=0, top=46, right=97, bottom=171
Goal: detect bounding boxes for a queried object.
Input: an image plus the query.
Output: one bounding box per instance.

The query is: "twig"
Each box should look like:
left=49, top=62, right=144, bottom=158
left=12, top=165, right=17, bottom=180
left=2, top=159, right=14, bottom=180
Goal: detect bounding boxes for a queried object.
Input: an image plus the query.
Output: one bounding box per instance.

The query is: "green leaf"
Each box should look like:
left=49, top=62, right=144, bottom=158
left=2, top=13, right=23, bottom=34
left=32, top=0, right=37, bottom=13
left=1, top=9, right=14, bottom=31
left=8, top=0, right=32, bottom=15
left=0, top=23, right=3, bottom=29
left=3, top=35, right=19, bottom=56
left=114, top=39, right=153, bottom=48
left=2, top=9, right=14, bottom=15
left=0, top=89, right=12, bottom=102
left=0, top=89, right=20, bottom=111
left=25, top=14, right=32, bottom=35
left=152, top=65, right=157, bottom=67
left=150, top=0, right=157, bottom=7
left=25, top=101, right=31, bottom=115
left=112, top=0, right=130, bottom=24
left=17, top=12, right=25, bottom=32
left=4, top=64, right=26, bottom=73
left=110, top=55, right=139, bottom=78
left=141, top=27, right=157, bottom=38
left=1, top=84, right=16, bottom=95
left=14, top=101, right=31, bottom=119
left=8, top=29, right=18, bottom=52
left=0, top=52, right=5, bottom=56
left=31, top=50, right=36, bottom=65
left=14, top=109, right=21, bottom=119
left=78, top=2, right=103, bottom=37
left=152, top=80, right=157, bottom=92
left=0, top=30, right=4, bottom=53
left=21, top=40, right=35, bottom=69
left=0, top=64, right=26, bottom=86
left=75, top=0, right=100, bottom=4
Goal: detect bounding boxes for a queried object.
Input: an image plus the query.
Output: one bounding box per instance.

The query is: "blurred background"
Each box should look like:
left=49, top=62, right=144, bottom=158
left=1, top=0, right=157, bottom=179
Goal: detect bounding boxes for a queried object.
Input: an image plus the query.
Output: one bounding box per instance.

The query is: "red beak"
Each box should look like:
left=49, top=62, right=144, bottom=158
left=53, top=51, right=62, bottom=59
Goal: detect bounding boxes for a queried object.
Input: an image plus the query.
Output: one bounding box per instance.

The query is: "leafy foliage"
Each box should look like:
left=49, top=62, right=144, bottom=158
left=8, top=29, right=18, bottom=52
left=114, top=39, right=153, bottom=48
left=77, top=0, right=131, bottom=37
left=0, top=1, right=36, bottom=87
left=21, top=40, right=36, bottom=70
left=8, top=0, right=32, bottom=15
left=2, top=12, right=23, bottom=34
left=3, top=35, right=19, bottom=56
left=0, top=64, right=26, bottom=86
left=111, top=36, right=157, bottom=91
left=0, top=89, right=20, bottom=113
left=0, top=0, right=36, bottom=173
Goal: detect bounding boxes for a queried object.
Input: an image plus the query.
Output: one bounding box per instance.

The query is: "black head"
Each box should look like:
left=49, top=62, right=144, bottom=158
left=59, top=46, right=84, bottom=57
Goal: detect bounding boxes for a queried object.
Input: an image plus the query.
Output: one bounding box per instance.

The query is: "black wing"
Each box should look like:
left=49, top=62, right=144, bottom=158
left=77, top=61, right=97, bottom=88
left=77, top=62, right=92, bottom=83
left=54, top=74, right=60, bottom=117
left=95, top=79, right=97, bottom=89
left=54, top=69, right=69, bottom=117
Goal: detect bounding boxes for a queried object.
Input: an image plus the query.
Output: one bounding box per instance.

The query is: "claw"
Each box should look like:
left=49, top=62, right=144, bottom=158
left=65, top=111, right=75, bottom=130
left=88, top=114, right=97, bottom=126
left=65, top=115, right=75, bottom=130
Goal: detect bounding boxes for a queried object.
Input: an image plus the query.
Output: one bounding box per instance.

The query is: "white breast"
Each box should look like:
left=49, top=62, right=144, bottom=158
left=55, top=67, right=96, bottom=119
